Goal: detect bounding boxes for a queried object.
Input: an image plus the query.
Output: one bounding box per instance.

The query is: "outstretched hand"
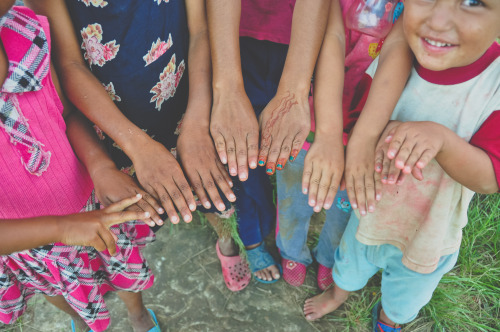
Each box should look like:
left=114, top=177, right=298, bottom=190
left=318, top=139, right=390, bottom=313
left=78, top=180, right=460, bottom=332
left=258, top=91, right=311, bottom=175
left=210, top=88, right=259, bottom=181
left=302, top=135, right=344, bottom=212
left=178, top=123, right=236, bottom=211
left=131, top=140, right=196, bottom=224
left=59, top=194, right=149, bottom=256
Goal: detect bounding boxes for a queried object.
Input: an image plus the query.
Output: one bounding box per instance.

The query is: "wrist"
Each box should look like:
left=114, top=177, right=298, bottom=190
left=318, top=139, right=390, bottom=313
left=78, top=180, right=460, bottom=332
left=277, top=79, right=311, bottom=98
left=88, top=160, right=117, bottom=184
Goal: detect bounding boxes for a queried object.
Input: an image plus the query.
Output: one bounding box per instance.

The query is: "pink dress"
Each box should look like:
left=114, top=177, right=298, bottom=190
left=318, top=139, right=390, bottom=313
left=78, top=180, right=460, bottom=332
left=0, top=7, right=155, bottom=331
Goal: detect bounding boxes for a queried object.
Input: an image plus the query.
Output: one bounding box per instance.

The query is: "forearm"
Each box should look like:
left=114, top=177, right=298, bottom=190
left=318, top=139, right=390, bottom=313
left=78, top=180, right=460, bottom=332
left=184, top=0, right=212, bottom=130
left=313, top=0, right=344, bottom=141
left=279, top=0, right=331, bottom=95
left=207, top=0, right=244, bottom=90
left=437, top=129, right=498, bottom=193
left=0, top=217, right=61, bottom=255
left=350, top=19, right=412, bottom=142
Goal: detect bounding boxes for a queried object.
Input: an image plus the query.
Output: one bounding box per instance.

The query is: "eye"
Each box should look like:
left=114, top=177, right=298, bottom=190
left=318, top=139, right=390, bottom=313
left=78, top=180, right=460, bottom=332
left=462, top=0, right=484, bottom=7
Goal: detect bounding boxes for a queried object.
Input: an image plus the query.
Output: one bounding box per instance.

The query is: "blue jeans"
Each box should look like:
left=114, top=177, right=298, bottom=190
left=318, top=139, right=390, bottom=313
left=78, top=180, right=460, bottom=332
left=333, top=213, right=459, bottom=324
left=234, top=37, right=289, bottom=246
left=276, top=149, right=351, bottom=268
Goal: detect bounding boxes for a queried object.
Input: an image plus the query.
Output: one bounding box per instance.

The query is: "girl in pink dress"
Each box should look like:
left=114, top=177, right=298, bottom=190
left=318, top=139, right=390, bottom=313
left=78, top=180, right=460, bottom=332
left=0, top=3, right=159, bottom=332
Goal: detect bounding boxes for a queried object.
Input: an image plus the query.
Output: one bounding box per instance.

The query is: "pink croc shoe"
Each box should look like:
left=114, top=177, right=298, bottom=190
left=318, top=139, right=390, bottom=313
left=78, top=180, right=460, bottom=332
left=317, top=263, right=334, bottom=291
left=216, top=242, right=251, bottom=292
left=282, top=258, right=307, bottom=287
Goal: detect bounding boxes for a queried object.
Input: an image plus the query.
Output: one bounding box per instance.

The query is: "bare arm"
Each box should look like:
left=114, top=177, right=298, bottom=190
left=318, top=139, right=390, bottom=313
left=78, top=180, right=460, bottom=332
left=344, top=17, right=413, bottom=216
left=207, top=0, right=259, bottom=181
left=25, top=0, right=197, bottom=224
left=177, top=0, right=235, bottom=211
left=258, top=0, right=331, bottom=174
left=303, top=0, right=345, bottom=212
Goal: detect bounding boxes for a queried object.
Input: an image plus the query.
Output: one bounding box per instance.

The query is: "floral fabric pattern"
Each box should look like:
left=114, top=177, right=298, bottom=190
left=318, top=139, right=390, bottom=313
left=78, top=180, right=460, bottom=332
left=150, top=54, right=185, bottom=111
left=81, top=23, right=120, bottom=67
left=153, top=0, right=170, bottom=5
left=102, top=82, right=121, bottom=101
left=78, top=0, right=108, bottom=7
left=143, top=34, right=173, bottom=66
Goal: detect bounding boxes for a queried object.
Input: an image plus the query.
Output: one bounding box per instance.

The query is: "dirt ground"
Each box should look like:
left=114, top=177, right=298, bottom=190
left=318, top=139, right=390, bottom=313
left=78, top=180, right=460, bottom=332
left=0, top=212, right=369, bottom=332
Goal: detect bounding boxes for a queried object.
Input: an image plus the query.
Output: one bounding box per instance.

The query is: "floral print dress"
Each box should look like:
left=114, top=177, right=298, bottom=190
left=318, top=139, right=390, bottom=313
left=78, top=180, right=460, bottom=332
left=66, top=0, right=189, bottom=175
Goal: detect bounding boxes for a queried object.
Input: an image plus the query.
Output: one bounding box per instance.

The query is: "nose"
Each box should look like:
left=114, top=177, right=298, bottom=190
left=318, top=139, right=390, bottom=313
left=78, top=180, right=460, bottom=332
left=425, top=2, right=454, bottom=33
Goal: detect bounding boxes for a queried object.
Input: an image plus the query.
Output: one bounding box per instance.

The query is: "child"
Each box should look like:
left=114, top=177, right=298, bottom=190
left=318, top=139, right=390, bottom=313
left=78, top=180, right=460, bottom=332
left=0, top=4, right=161, bottom=332
left=207, top=0, right=330, bottom=284
left=304, top=1, right=500, bottom=331
left=276, top=0, right=410, bottom=289
left=25, top=0, right=245, bottom=291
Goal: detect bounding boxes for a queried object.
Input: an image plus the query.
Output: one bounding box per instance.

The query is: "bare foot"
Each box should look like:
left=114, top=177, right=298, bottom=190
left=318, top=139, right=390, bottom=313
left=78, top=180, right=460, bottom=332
left=303, top=286, right=349, bottom=321
left=128, top=308, right=155, bottom=332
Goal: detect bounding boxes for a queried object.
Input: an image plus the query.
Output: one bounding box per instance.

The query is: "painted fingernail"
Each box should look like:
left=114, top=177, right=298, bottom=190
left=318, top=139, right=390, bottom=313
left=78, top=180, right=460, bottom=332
left=158, top=207, right=164, bottom=214
left=276, top=163, right=283, bottom=170
left=189, top=204, right=196, bottom=211
left=289, top=156, right=294, bottom=162
left=258, top=157, right=266, bottom=166
left=302, top=188, right=308, bottom=194
left=266, top=163, right=275, bottom=175
left=229, top=193, right=236, bottom=201
left=376, top=165, right=381, bottom=171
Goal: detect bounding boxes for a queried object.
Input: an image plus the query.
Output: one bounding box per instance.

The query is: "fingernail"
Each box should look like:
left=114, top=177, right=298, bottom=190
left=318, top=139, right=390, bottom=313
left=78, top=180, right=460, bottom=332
left=158, top=207, right=164, bottom=214
left=266, top=163, right=275, bottom=175
left=250, top=161, right=257, bottom=168
left=324, top=203, right=331, bottom=209
left=144, top=212, right=150, bottom=218
left=276, top=163, right=283, bottom=170
left=204, top=202, right=211, bottom=209
left=376, top=194, right=381, bottom=201
left=309, top=199, right=316, bottom=206
left=368, top=205, right=375, bottom=212
left=289, top=155, right=294, bottom=162
left=221, top=156, right=227, bottom=164
left=230, top=168, right=237, bottom=175
left=229, top=180, right=233, bottom=187
left=189, top=204, right=196, bottom=211
left=240, top=172, right=247, bottom=180
left=404, top=166, right=411, bottom=173
left=258, top=157, right=266, bottom=166
left=156, top=218, right=163, bottom=225
left=229, top=193, right=236, bottom=201
left=361, top=210, right=367, bottom=216
left=171, top=216, right=179, bottom=224
left=352, top=203, right=358, bottom=209
left=376, top=166, right=381, bottom=171
left=218, top=203, right=226, bottom=210
left=184, top=214, right=191, bottom=222
left=388, top=151, right=395, bottom=158
left=302, top=188, right=308, bottom=194
left=136, top=194, right=142, bottom=198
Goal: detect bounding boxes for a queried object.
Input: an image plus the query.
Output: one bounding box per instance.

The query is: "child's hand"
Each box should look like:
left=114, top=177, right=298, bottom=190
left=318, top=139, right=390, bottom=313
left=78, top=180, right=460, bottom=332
left=210, top=88, right=260, bottom=181
left=258, top=91, right=311, bottom=175
left=302, top=135, right=344, bottom=212
left=344, top=136, right=381, bottom=216
left=178, top=123, right=236, bottom=211
left=381, top=121, right=444, bottom=182
left=130, top=140, right=196, bottom=224
left=92, top=165, right=163, bottom=227
left=59, top=195, right=149, bottom=256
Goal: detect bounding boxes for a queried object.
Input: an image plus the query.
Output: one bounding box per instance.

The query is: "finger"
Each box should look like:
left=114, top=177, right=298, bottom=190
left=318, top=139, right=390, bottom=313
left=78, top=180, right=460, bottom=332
left=381, top=154, right=391, bottom=184
left=126, top=203, right=156, bottom=227
left=289, top=132, right=307, bottom=163
left=375, top=148, right=385, bottom=173
left=170, top=180, right=195, bottom=223
left=102, top=209, right=151, bottom=228
left=323, top=174, right=340, bottom=210
left=315, top=171, right=333, bottom=213
left=236, top=135, right=249, bottom=181
left=374, top=170, right=383, bottom=201
left=210, top=170, right=236, bottom=204
left=135, top=195, right=163, bottom=226
left=200, top=173, right=226, bottom=212
left=275, top=136, right=293, bottom=171
left=396, top=172, right=407, bottom=185
left=364, top=174, right=376, bottom=213
left=190, top=172, right=212, bottom=210
left=387, top=159, right=401, bottom=185
left=247, top=131, right=259, bottom=170
left=394, top=141, right=416, bottom=170
left=140, top=191, right=164, bottom=215
left=258, top=135, right=271, bottom=168
left=100, top=229, right=118, bottom=256
left=153, top=185, right=180, bottom=224
left=265, top=137, right=284, bottom=175
left=387, top=132, right=407, bottom=160
left=415, top=149, right=435, bottom=170
left=213, top=133, right=228, bottom=165
left=307, top=166, right=323, bottom=212
left=412, top=167, right=424, bottom=181
left=105, top=194, right=143, bottom=213
left=345, top=175, right=358, bottom=210
left=401, top=145, right=425, bottom=175
left=354, top=177, right=368, bottom=216
left=302, top=160, right=313, bottom=195
left=225, top=136, right=239, bottom=177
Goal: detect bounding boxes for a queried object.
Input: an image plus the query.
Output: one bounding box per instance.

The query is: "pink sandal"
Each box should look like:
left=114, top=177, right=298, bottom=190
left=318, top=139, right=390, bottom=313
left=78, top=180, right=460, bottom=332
left=317, top=263, right=334, bottom=291
left=216, top=242, right=251, bottom=292
left=282, top=258, right=307, bottom=287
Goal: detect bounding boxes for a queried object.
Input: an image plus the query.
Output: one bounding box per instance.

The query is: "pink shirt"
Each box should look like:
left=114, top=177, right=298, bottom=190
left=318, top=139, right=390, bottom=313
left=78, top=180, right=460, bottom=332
left=0, top=9, right=93, bottom=219
left=240, top=0, right=296, bottom=45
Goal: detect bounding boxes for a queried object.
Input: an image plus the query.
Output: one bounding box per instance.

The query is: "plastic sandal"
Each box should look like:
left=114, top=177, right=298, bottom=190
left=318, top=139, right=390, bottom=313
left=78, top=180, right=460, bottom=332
left=282, top=258, right=307, bottom=287
left=246, top=242, right=282, bottom=284
left=216, top=241, right=251, bottom=291
left=70, top=320, right=93, bottom=332
left=147, top=308, right=161, bottom=332
left=317, top=263, right=334, bottom=291
left=372, top=301, right=401, bottom=332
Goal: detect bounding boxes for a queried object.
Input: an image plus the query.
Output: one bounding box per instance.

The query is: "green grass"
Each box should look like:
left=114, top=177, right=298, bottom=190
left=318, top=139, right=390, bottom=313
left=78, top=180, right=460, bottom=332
left=319, top=194, right=500, bottom=331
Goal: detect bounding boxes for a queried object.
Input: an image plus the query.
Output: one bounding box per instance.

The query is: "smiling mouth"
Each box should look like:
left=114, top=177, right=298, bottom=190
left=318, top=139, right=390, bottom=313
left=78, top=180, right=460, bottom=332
left=424, top=38, right=454, bottom=47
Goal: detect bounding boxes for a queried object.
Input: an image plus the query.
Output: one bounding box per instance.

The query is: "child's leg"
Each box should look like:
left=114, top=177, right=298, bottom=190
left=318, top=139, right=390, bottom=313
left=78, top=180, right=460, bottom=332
left=377, top=248, right=459, bottom=325
left=304, top=213, right=380, bottom=320
left=312, top=189, right=351, bottom=268
left=44, top=295, right=89, bottom=332
left=276, top=149, right=314, bottom=266
left=117, top=291, right=155, bottom=332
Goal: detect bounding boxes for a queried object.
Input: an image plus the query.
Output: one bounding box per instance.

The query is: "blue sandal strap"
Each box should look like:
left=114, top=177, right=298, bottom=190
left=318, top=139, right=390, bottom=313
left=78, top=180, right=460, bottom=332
left=246, top=242, right=277, bottom=273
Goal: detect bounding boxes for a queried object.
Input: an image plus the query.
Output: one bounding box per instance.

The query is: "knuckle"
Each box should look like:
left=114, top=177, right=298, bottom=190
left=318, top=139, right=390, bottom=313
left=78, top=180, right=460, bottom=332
left=178, top=183, right=190, bottom=193
left=355, top=185, right=365, bottom=193
left=160, top=193, right=171, bottom=203
left=226, top=146, right=235, bottom=154
left=204, top=180, right=215, bottom=189
left=247, top=143, right=259, bottom=151
left=237, top=149, right=247, bottom=156
left=311, top=178, right=320, bottom=185
left=170, top=190, right=181, bottom=200
left=280, top=145, right=291, bottom=153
